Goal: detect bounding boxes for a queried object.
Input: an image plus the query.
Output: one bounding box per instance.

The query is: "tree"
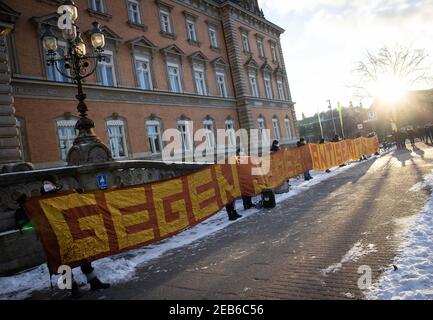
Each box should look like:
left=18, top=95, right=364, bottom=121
left=352, top=44, right=433, bottom=99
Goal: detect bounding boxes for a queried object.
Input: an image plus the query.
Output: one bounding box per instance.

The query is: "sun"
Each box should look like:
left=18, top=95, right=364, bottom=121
left=374, top=76, right=407, bottom=104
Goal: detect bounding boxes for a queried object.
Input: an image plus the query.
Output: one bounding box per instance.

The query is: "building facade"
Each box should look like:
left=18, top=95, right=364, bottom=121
left=0, top=0, right=297, bottom=169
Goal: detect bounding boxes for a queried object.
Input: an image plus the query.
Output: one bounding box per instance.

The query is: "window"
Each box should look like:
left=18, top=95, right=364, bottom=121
left=56, top=119, right=77, bottom=161
left=97, top=50, right=116, bottom=86
left=146, top=120, right=162, bottom=154
left=177, top=120, right=192, bottom=151
left=272, top=117, right=281, bottom=140
left=225, top=119, right=236, bottom=147
left=270, top=43, right=278, bottom=62
left=160, top=7, right=172, bottom=33
left=203, top=119, right=215, bottom=148
left=277, top=80, right=285, bottom=100
left=194, top=66, right=207, bottom=95
left=216, top=71, right=228, bottom=98
left=167, top=62, right=182, bottom=93
left=47, top=40, right=70, bottom=82
left=285, top=117, right=293, bottom=140
left=127, top=0, right=141, bottom=24
left=257, top=117, right=265, bottom=138
left=257, top=38, right=265, bottom=57
left=90, top=0, right=104, bottom=12
left=135, top=55, right=152, bottom=90
left=241, top=32, right=250, bottom=52
left=208, top=25, right=218, bottom=48
left=264, top=72, right=273, bottom=99
left=106, top=119, right=128, bottom=159
left=249, top=71, right=259, bottom=97
left=186, top=17, right=197, bottom=42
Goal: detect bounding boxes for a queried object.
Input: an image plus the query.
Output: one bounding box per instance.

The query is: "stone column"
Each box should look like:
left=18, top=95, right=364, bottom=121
left=220, top=5, right=254, bottom=132
left=0, top=29, right=32, bottom=172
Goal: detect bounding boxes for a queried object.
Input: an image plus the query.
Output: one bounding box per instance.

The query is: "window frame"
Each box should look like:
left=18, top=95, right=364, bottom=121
left=241, top=32, right=250, bottom=53
left=248, top=70, right=259, bottom=97
left=89, top=0, right=105, bottom=13
left=159, top=6, right=172, bottom=34
left=216, top=70, right=228, bottom=98
left=127, top=0, right=142, bottom=25
left=177, top=119, right=193, bottom=152
left=272, top=117, right=281, bottom=140
left=193, top=64, right=207, bottom=96
left=285, top=116, right=293, bottom=140
left=264, top=72, right=273, bottom=99
left=203, top=118, right=215, bottom=148
left=146, top=119, right=163, bottom=155
left=167, top=61, right=183, bottom=93
left=186, top=17, right=197, bottom=42
left=134, top=54, right=153, bottom=90
left=55, top=118, right=77, bottom=161
left=208, top=24, right=218, bottom=48
left=97, top=49, right=117, bottom=87
left=277, top=79, right=285, bottom=100
left=106, top=119, right=129, bottom=159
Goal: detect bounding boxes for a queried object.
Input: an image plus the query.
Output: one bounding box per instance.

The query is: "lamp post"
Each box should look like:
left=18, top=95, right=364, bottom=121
left=327, top=99, right=337, bottom=137
left=42, top=0, right=112, bottom=165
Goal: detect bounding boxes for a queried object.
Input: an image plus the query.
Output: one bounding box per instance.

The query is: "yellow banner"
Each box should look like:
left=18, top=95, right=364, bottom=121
left=26, top=137, right=379, bottom=273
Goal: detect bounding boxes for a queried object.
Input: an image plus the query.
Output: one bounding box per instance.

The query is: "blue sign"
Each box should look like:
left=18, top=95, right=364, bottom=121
left=97, top=175, right=108, bottom=190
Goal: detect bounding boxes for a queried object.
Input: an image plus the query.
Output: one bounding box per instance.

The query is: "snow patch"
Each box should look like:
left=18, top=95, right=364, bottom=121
left=321, top=241, right=377, bottom=276
left=409, top=171, right=433, bottom=192
left=367, top=170, right=433, bottom=300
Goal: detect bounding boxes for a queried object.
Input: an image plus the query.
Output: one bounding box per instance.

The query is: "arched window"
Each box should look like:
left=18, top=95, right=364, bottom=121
left=106, top=118, right=128, bottom=159
left=55, top=118, right=78, bottom=161
left=272, top=116, right=281, bottom=140
left=177, top=117, right=192, bottom=151
left=285, top=115, right=293, bottom=140
left=146, top=118, right=162, bottom=155
left=225, top=117, right=236, bottom=147
left=203, top=117, right=215, bottom=148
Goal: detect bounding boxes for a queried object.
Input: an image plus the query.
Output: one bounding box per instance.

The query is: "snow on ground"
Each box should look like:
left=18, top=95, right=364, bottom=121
left=0, top=153, right=384, bottom=300
left=366, top=170, right=433, bottom=300
left=321, top=241, right=377, bottom=276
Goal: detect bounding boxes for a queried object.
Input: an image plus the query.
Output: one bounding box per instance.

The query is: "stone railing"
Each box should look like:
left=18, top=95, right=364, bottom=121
left=0, top=160, right=206, bottom=276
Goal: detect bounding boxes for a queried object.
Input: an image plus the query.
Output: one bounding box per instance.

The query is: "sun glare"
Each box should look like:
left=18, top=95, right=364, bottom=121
left=374, top=76, right=407, bottom=104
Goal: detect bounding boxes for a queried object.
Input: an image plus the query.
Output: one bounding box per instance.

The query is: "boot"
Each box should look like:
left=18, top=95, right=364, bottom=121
left=232, top=210, right=242, bottom=219
left=89, top=277, right=110, bottom=291
left=228, top=210, right=240, bottom=221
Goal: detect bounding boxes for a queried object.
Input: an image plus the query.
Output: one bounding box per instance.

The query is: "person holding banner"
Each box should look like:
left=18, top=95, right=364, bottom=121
left=297, top=138, right=313, bottom=181
left=39, top=175, right=110, bottom=299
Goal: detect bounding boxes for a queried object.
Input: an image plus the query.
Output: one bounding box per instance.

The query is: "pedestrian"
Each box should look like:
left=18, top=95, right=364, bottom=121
left=297, top=138, right=313, bottom=181
left=235, top=148, right=255, bottom=210
left=407, top=128, right=415, bottom=147
left=424, top=125, right=431, bottom=144
left=39, top=175, right=110, bottom=298
left=14, top=194, right=31, bottom=234
left=270, top=140, right=280, bottom=152
left=319, top=138, right=331, bottom=173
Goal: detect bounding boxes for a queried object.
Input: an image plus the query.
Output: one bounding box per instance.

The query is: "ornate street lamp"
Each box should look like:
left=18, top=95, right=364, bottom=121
left=42, top=0, right=112, bottom=165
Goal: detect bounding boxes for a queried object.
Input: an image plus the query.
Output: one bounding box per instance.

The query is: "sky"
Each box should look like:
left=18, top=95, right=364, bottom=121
left=257, top=0, right=433, bottom=118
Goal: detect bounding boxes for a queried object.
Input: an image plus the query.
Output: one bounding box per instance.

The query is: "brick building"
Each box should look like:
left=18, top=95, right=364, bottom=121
left=0, top=0, right=297, bottom=169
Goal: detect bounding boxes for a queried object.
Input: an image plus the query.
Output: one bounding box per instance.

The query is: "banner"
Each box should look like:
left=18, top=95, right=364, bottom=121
left=26, top=137, right=379, bottom=273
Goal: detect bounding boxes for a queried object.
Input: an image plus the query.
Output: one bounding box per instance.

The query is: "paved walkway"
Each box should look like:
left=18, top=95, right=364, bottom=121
left=30, top=143, right=433, bottom=300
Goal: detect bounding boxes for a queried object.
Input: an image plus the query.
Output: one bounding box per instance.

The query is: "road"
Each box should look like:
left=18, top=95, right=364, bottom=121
left=30, top=143, right=433, bottom=300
